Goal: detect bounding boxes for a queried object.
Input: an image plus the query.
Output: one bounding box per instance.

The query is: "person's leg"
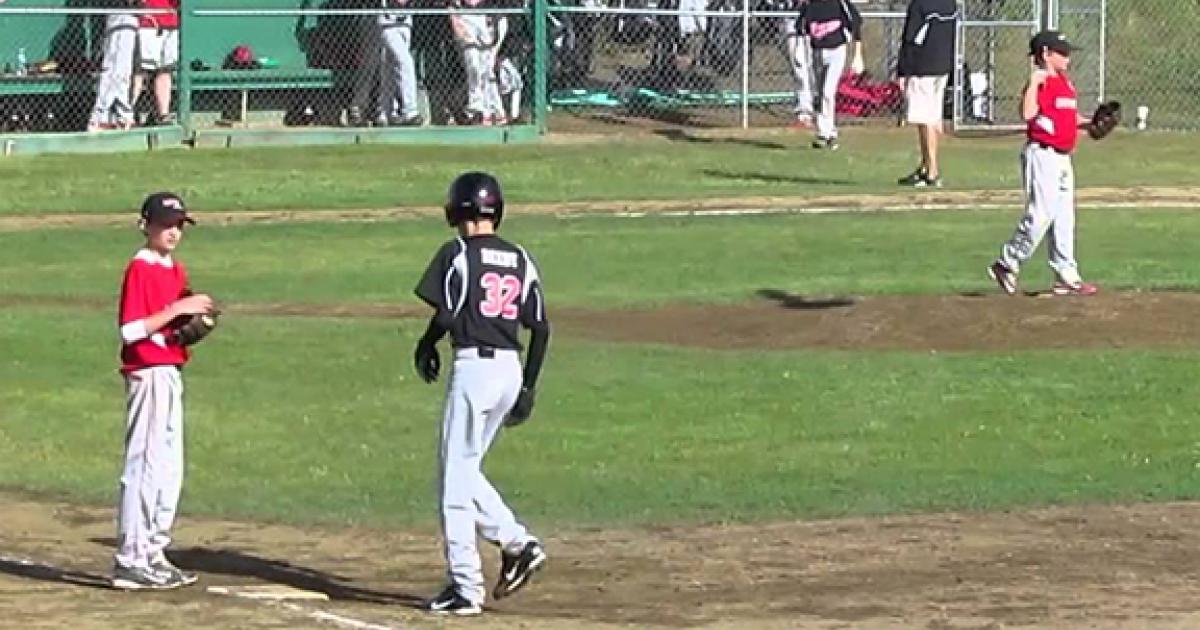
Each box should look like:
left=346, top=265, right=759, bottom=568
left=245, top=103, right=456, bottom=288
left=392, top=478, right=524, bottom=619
left=438, top=358, right=491, bottom=605
left=1046, top=157, right=1084, bottom=287
left=147, top=367, right=184, bottom=563
left=153, top=72, right=173, bottom=119
left=999, top=145, right=1058, bottom=274
left=115, top=368, right=169, bottom=570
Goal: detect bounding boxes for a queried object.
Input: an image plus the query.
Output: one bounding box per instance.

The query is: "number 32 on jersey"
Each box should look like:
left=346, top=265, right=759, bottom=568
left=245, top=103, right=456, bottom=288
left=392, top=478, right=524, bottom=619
left=480, top=272, right=521, bottom=319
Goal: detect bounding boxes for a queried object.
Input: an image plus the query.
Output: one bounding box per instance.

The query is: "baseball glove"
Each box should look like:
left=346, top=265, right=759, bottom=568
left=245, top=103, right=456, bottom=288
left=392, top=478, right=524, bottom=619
left=1088, top=101, right=1121, bottom=140
left=173, top=311, right=220, bottom=346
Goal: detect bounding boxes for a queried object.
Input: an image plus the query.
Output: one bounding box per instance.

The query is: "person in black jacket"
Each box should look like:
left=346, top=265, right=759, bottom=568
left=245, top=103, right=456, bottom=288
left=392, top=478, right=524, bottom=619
left=896, top=0, right=957, bottom=187
left=796, top=0, right=863, bottom=150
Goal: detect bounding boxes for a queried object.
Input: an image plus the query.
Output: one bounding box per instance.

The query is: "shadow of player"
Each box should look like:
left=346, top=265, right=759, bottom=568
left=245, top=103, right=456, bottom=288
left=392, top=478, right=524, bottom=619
left=88, top=538, right=424, bottom=607
left=0, top=555, right=112, bottom=590
left=704, top=169, right=855, bottom=185
left=756, top=288, right=857, bottom=310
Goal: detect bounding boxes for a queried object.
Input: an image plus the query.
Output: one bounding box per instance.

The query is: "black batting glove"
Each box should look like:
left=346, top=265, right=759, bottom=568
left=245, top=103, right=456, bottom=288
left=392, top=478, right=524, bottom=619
left=505, top=386, right=536, bottom=427
left=414, top=342, right=440, bottom=384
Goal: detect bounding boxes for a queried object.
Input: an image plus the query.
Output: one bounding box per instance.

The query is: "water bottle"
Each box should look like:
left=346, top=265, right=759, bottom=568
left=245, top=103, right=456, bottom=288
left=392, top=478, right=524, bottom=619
left=15, top=48, right=27, bottom=77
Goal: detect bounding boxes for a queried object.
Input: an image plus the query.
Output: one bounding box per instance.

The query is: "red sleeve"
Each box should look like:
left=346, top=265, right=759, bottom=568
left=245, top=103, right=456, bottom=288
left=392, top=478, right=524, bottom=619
left=118, top=261, right=150, bottom=326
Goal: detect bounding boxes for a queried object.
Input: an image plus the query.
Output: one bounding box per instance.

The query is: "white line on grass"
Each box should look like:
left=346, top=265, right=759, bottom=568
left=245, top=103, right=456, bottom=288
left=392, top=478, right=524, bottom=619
left=601, top=200, right=1186, bottom=219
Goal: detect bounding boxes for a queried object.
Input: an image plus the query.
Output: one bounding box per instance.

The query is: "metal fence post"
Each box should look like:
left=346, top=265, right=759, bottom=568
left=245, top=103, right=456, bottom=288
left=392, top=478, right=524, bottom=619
left=177, top=0, right=194, bottom=137
left=740, top=0, right=749, bottom=129
left=533, top=0, right=548, bottom=135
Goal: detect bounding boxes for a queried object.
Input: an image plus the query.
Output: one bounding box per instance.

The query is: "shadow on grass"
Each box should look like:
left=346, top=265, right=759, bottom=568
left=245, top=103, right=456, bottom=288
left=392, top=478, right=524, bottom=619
left=756, top=288, right=858, bottom=310
left=89, top=537, right=424, bottom=607
left=0, top=556, right=111, bottom=589
left=702, top=169, right=855, bottom=186
left=654, top=129, right=788, bottom=150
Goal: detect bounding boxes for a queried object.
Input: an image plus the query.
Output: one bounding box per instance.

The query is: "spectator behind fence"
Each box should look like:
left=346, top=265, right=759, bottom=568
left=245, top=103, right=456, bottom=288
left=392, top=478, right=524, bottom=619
left=87, top=8, right=139, bottom=131
left=797, top=0, right=863, bottom=150
left=134, top=0, right=180, bottom=126
left=780, top=0, right=814, bottom=129
left=379, top=0, right=423, bottom=125
left=450, top=0, right=507, bottom=125
left=896, top=0, right=957, bottom=188
left=348, top=5, right=387, bottom=126
left=675, top=0, right=706, bottom=72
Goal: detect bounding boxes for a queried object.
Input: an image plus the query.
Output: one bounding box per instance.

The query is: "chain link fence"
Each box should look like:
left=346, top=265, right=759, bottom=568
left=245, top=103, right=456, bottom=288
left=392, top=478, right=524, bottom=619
left=546, top=2, right=912, bottom=131
left=0, top=0, right=539, bottom=136
left=0, top=0, right=1197, bottom=140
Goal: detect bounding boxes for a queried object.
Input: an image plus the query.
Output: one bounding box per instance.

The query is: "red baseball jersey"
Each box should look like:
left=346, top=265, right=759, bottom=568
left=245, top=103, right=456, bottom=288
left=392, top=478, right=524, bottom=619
left=1026, top=72, right=1078, bottom=153
left=118, top=250, right=189, bottom=373
left=139, top=0, right=180, bottom=29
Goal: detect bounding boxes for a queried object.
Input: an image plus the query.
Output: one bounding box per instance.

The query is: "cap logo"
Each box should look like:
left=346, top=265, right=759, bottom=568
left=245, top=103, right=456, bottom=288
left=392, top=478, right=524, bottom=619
left=161, top=197, right=183, bottom=210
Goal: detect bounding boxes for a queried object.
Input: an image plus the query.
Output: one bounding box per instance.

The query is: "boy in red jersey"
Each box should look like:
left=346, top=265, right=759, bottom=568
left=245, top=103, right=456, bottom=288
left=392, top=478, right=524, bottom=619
left=988, top=30, right=1102, bottom=297
left=112, top=192, right=213, bottom=590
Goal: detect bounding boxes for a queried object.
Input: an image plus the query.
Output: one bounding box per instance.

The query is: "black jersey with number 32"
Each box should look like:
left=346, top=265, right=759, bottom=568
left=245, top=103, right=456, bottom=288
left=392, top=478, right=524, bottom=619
left=415, top=235, right=547, bottom=351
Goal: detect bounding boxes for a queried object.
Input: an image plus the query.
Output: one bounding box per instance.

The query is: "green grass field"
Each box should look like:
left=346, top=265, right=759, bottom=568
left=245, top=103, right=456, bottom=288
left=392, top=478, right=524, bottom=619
left=2, top=205, right=1199, bottom=529
left=0, top=129, right=1197, bottom=214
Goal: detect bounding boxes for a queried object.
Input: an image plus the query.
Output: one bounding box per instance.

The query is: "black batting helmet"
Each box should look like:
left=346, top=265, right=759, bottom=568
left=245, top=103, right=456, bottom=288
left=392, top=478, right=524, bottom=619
left=444, top=171, right=505, bottom=228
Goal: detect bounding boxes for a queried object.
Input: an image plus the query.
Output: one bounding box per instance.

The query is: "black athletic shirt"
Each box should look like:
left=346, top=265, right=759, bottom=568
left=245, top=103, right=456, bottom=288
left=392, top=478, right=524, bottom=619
left=797, top=0, right=862, bottom=50
left=415, top=234, right=548, bottom=351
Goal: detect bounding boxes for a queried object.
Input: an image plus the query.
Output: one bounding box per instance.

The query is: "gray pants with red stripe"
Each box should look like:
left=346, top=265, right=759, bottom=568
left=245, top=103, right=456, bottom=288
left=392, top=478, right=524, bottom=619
left=115, top=366, right=185, bottom=570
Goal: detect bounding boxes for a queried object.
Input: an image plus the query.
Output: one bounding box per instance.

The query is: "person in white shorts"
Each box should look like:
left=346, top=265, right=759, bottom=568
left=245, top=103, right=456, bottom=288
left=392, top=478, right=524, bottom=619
left=134, top=0, right=180, bottom=126
left=896, top=0, right=957, bottom=187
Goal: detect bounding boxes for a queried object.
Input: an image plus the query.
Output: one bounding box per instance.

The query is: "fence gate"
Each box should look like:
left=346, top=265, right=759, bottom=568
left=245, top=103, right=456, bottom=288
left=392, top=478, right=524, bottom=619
left=954, top=0, right=1042, bottom=130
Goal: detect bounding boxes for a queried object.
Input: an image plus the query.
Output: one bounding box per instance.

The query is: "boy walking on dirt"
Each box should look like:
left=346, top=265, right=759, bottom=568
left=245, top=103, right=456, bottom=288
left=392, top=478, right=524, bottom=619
left=988, top=31, right=1098, bottom=297
left=413, top=172, right=550, bottom=615
left=112, top=192, right=214, bottom=590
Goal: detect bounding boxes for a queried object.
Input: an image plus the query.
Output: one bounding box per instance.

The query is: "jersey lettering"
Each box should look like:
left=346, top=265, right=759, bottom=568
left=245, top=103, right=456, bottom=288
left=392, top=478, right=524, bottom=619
left=480, top=272, right=522, bottom=320
left=481, top=248, right=519, bottom=269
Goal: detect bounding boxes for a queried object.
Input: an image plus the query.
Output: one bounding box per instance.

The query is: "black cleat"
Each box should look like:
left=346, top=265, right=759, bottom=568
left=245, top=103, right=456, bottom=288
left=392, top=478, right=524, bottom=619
left=988, top=261, right=1018, bottom=295
left=493, top=541, right=546, bottom=600
left=425, top=585, right=482, bottom=616
left=898, top=168, right=927, bottom=186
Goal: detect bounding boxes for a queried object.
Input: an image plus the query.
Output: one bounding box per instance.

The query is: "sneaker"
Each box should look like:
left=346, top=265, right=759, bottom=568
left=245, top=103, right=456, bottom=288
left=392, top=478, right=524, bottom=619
left=1052, top=281, right=1099, bottom=296
left=811, top=137, right=839, bottom=150
left=425, top=585, right=482, bottom=616
left=346, top=106, right=365, bottom=127
left=493, top=541, right=546, bottom=600
left=390, top=114, right=424, bottom=127
left=787, top=116, right=814, bottom=130
left=915, top=174, right=943, bottom=188
left=897, top=168, right=927, bottom=186
left=150, top=556, right=198, bottom=587
left=988, top=261, right=1018, bottom=295
left=111, top=564, right=179, bottom=591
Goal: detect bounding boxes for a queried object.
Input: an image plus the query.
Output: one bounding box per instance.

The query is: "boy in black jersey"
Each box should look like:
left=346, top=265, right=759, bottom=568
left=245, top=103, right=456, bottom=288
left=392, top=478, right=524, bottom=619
left=797, top=0, right=864, bottom=149
left=413, top=171, right=551, bottom=615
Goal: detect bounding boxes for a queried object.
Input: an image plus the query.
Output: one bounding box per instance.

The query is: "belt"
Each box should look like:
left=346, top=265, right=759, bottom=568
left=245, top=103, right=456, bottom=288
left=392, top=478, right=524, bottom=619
left=1030, top=141, right=1071, bottom=156
left=454, top=346, right=518, bottom=360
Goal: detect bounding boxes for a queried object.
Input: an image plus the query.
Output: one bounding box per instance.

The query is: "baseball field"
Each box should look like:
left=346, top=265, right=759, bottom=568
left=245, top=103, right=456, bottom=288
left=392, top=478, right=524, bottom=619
left=2, top=127, right=1199, bottom=629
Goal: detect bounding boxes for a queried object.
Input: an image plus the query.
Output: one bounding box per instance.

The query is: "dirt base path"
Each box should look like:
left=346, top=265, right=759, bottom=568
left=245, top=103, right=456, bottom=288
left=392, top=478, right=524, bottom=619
left=6, top=289, right=1200, bottom=352
left=3, top=493, right=1199, bottom=630
left=3, top=186, right=1200, bottom=232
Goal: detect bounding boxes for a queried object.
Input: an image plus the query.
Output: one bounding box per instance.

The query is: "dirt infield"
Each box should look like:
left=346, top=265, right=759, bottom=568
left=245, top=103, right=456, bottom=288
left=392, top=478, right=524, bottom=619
left=2, top=492, right=1199, bottom=630
left=557, top=290, right=1200, bottom=351
left=5, top=288, right=1200, bottom=352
